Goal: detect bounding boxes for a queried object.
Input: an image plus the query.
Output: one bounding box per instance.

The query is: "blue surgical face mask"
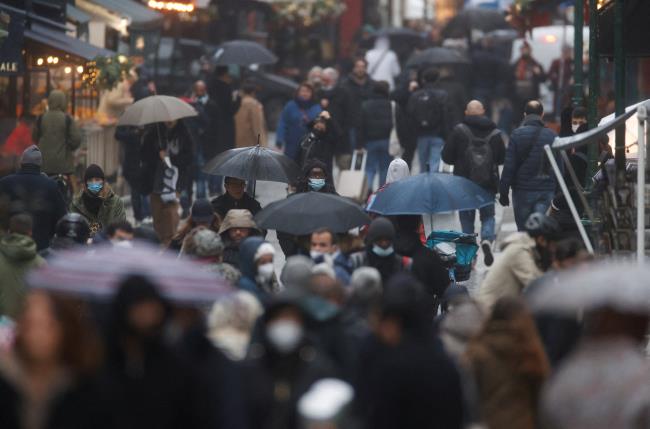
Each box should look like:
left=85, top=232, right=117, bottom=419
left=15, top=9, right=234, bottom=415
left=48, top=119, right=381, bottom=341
left=87, top=182, right=103, bottom=194
left=308, top=178, right=326, bottom=191
left=372, top=244, right=394, bottom=257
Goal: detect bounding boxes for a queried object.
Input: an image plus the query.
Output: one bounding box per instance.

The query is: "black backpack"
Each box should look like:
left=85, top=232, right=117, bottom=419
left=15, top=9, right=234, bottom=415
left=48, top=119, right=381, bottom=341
left=410, top=88, right=446, bottom=131
left=457, top=124, right=501, bottom=187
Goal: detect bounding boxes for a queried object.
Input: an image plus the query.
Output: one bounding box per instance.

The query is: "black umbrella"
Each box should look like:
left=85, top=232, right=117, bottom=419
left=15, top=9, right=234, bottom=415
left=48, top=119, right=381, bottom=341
left=203, top=145, right=301, bottom=184
left=213, top=40, right=278, bottom=66
left=255, top=192, right=371, bottom=235
left=371, top=27, right=423, bottom=41
left=405, top=47, right=470, bottom=68
left=443, top=8, right=510, bottom=39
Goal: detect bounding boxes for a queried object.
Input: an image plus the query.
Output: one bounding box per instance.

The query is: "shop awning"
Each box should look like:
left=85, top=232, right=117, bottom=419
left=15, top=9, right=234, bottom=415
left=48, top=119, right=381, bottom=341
left=66, top=4, right=91, bottom=24
left=25, top=24, right=114, bottom=61
left=85, top=0, right=163, bottom=30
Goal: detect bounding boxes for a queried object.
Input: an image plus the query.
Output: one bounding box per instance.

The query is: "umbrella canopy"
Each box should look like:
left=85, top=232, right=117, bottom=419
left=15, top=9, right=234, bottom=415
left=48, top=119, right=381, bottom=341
left=443, top=8, right=510, bottom=39
left=118, top=95, right=197, bottom=126
left=203, top=145, right=301, bottom=184
left=255, top=192, right=370, bottom=235
left=213, top=40, right=278, bottom=66
left=27, top=245, right=233, bottom=305
left=370, top=27, right=423, bottom=42
left=366, top=173, right=494, bottom=215
left=528, top=262, right=650, bottom=315
left=405, top=47, right=470, bottom=68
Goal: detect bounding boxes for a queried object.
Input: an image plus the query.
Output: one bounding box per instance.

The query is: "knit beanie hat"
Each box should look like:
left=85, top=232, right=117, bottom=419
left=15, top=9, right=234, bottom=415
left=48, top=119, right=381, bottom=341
left=254, top=242, right=275, bottom=261
left=21, top=145, right=42, bottom=167
left=366, top=217, right=396, bottom=245
left=193, top=229, right=225, bottom=257
left=84, top=164, right=105, bottom=182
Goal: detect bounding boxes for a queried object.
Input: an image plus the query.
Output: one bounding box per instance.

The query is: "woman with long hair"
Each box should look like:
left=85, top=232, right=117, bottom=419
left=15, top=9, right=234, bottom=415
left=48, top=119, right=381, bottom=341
left=0, top=291, right=104, bottom=428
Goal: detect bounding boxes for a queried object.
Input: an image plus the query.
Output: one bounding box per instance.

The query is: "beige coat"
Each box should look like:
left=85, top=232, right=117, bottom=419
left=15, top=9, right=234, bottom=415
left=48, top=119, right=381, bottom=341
left=235, top=95, right=266, bottom=148
left=476, top=233, right=542, bottom=312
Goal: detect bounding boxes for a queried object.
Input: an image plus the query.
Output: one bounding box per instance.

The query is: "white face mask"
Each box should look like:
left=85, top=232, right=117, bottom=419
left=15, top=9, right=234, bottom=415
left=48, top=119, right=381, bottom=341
left=571, top=124, right=581, bottom=133
left=266, top=320, right=303, bottom=354
left=256, top=262, right=275, bottom=283
left=310, top=250, right=324, bottom=260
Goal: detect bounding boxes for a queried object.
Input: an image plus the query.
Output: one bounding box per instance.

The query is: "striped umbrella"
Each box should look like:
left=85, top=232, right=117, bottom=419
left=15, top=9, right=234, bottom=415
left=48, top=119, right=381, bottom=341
left=27, top=244, right=233, bottom=305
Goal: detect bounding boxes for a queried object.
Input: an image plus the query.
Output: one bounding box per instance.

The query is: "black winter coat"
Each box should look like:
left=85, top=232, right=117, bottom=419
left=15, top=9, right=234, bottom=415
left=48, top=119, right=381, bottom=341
left=393, top=231, right=450, bottom=300
left=0, top=165, right=67, bottom=250
left=207, top=77, right=241, bottom=158
left=360, top=95, right=393, bottom=145
left=355, top=336, right=464, bottom=429
left=442, top=115, right=506, bottom=193
left=433, top=77, right=468, bottom=127
left=211, top=192, right=262, bottom=219
left=341, top=75, right=376, bottom=132
left=115, top=126, right=144, bottom=186
left=242, top=341, right=337, bottom=429
left=318, top=86, right=352, bottom=155
left=499, top=114, right=558, bottom=194
left=298, top=118, right=342, bottom=174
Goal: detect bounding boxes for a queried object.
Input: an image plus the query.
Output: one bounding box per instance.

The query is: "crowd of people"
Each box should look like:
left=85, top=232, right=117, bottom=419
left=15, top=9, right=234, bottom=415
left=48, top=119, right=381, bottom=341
left=0, top=28, right=647, bottom=429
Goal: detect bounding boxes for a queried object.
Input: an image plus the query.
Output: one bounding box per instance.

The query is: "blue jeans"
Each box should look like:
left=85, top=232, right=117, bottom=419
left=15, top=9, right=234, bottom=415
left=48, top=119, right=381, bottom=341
left=512, top=189, right=555, bottom=231
left=416, top=135, right=444, bottom=173
left=195, top=150, right=222, bottom=198
left=365, top=139, right=391, bottom=189
left=459, top=204, right=496, bottom=242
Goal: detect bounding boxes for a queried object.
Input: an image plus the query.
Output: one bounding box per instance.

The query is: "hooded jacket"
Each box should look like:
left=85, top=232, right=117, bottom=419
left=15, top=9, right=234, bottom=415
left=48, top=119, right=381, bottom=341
left=499, top=114, right=558, bottom=194
left=70, top=184, right=126, bottom=236
left=442, top=114, right=506, bottom=193
left=0, top=164, right=68, bottom=251
left=0, top=234, right=45, bottom=318
left=476, top=233, right=542, bottom=312
left=219, top=209, right=261, bottom=269
left=33, top=90, right=82, bottom=175
left=237, top=237, right=273, bottom=302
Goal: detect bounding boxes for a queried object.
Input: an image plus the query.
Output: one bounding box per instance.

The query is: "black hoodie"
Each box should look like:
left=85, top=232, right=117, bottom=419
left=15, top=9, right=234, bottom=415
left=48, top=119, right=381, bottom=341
left=442, top=114, right=506, bottom=193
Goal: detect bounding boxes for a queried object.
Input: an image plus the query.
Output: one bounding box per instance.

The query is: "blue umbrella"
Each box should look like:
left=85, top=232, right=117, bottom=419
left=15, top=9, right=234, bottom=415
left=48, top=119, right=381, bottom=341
left=366, top=173, right=494, bottom=215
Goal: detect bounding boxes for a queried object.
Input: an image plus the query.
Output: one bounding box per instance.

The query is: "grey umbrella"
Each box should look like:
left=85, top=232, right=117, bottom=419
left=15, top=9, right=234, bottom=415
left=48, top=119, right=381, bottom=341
left=528, top=261, right=650, bottom=315
left=213, top=40, right=278, bottom=66
left=405, top=47, right=470, bottom=68
left=118, top=95, right=197, bottom=126
left=203, top=145, right=301, bottom=184
left=443, top=8, right=510, bottom=39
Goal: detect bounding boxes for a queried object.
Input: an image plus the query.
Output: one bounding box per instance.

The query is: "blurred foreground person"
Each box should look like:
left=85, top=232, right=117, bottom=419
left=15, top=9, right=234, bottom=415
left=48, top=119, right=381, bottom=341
left=243, top=294, right=337, bottom=429
left=238, top=237, right=279, bottom=302
left=464, top=297, right=549, bottom=429
left=540, top=308, right=650, bottom=429
left=99, top=275, right=194, bottom=429
left=208, top=291, right=263, bottom=360
left=0, top=214, right=46, bottom=318
left=0, top=291, right=103, bottom=428
left=355, top=274, right=464, bottom=429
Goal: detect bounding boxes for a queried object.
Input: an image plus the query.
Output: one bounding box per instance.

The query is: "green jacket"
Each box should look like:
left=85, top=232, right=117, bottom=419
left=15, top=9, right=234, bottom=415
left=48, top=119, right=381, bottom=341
left=33, top=90, right=82, bottom=175
left=0, top=233, right=45, bottom=318
left=70, top=185, right=127, bottom=236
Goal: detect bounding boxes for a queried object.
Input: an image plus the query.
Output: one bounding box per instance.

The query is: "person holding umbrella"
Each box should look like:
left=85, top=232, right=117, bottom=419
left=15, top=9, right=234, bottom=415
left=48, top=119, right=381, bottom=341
left=276, top=83, right=322, bottom=162
left=211, top=176, right=262, bottom=219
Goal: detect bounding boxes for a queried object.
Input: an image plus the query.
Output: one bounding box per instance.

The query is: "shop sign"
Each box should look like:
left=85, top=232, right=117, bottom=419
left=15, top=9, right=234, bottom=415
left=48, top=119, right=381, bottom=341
left=0, top=11, right=24, bottom=75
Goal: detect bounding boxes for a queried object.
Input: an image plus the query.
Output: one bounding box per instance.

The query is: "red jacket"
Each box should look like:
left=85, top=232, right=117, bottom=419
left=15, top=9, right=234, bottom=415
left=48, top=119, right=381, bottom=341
left=3, top=123, right=33, bottom=156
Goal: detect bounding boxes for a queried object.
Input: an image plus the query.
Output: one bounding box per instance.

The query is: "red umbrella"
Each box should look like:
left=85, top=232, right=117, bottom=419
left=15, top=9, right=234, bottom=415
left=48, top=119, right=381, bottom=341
left=27, top=244, right=233, bottom=305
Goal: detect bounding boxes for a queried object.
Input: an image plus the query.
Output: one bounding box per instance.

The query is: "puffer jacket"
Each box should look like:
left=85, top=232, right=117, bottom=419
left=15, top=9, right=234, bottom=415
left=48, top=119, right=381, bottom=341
left=70, top=185, right=126, bottom=236
left=359, top=95, right=393, bottom=145
left=499, top=115, right=558, bottom=194
left=33, top=90, right=82, bottom=175
left=476, top=232, right=542, bottom=312
left=0, top=234, right=45, bottom=318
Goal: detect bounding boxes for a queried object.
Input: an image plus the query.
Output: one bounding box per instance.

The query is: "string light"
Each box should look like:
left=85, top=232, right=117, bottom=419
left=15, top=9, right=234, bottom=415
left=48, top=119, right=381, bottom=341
left=36, top=58, right=44, bottom=66
left=77, top=65, right=84, bottom=74
left=147, top=0, right=194, bottom=13
left=64, top=66, right=72, bottom=74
